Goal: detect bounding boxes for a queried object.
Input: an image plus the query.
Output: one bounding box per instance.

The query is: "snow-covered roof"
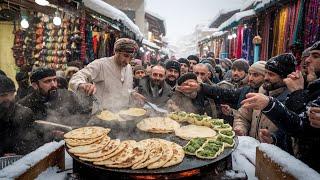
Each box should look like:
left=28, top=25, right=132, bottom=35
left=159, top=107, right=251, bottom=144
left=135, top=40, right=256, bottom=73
left=258, top=143, right=320, bottom=180
left=254, top=0, right=274, bottom=11
left=198, top=31, right=227, bottom=43
left=142, top=39, right=160, bottom=50
left=145, top=10, right=165, bottom=21
left=209, top=8, right=240, bottom=28
left=240, top=0, right=262, bottom=11
left=218, top=9, right=256, bottom=31
left=83, top=0, right=143, bottom=40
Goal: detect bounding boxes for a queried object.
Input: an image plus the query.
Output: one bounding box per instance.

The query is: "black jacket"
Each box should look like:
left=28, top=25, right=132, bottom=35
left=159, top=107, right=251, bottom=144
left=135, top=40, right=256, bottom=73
left=0, top=104, right=40, bottom=156
left=137, top=76, right=172, bottom=107
left=18, top=89, right=89, bottom=127
left=262, top=78, right=320, bottom=172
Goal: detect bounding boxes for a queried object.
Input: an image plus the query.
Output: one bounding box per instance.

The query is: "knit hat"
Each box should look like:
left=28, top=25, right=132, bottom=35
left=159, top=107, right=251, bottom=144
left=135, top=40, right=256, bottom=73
left=133, top=65, right=146, bottom=74
left=15, top=71, right=29, bottom=82
left=187, top=55, right=200, bottom=64
left=201, top=58, right=216, bottom=68
left=221, top=58, right=232, bottom=69
left=30, top=68, right=56, bottom=83
left=309, top=41, right=320, bottom=51
left=177, top=72, right=197, bottom=86
left=0, top=75, right=15, bottom=95
left=178, top=58, right=190, bottom=67
left=232, top=59, right=250, bottom=73
left=249, top=61, right=266, bottom=75
left=265, top=53, right=297, bottom=78
left=302, top=47, right=311, bottom=58
left=0, top=69, right=6, bottom=76
left=114, top=38, right=138, bottom=53
left=165, top=60, right=181, bottom=73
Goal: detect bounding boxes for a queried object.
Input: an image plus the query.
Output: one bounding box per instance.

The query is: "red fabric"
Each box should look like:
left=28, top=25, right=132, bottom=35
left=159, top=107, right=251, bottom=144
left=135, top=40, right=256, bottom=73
left=236, top=25, right=244, bottom=58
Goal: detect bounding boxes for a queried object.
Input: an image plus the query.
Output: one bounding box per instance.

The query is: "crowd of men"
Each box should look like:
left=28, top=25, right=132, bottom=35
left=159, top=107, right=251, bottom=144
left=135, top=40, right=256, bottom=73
left=0, top=38, right=319, bottom=172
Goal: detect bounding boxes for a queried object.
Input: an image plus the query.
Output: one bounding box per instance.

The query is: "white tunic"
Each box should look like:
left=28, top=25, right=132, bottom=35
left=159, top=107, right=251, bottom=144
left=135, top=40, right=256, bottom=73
left=69, top=56, right=133, bottom=113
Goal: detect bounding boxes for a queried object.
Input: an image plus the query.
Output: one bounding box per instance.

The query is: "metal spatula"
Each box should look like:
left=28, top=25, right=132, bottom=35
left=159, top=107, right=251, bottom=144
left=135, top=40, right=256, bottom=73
left=145, top=101, right=168, bottom=113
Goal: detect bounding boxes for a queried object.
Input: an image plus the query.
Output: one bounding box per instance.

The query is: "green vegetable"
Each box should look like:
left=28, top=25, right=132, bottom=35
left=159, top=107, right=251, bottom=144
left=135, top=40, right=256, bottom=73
left=221, top=124, right=230, bottom=128
left=221, top=130, right=233, bottom=136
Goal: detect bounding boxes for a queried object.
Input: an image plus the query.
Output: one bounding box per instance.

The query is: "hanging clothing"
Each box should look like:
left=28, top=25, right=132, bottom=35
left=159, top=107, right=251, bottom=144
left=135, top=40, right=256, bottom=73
left=236, top=25, right=244, bottom=58
left=303, top=0, right=320, bottom=47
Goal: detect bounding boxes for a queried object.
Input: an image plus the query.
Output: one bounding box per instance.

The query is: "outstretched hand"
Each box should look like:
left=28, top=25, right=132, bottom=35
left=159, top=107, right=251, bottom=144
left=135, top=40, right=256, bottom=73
left=240, top=93, right=270, bottom=110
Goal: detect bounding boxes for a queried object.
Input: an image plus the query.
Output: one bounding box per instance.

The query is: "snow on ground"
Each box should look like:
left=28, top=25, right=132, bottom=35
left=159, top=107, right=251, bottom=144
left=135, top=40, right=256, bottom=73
left=0, top=141, right=64, bottom=179
left=83, top=0, right=143, bottom=39
left=258, top=143, right=320, bottom=180
left=218, top=9, right=256, bottom=31
left=35, top=166, right=66, bottom=180
left=232, top=136, right=260, bottom=180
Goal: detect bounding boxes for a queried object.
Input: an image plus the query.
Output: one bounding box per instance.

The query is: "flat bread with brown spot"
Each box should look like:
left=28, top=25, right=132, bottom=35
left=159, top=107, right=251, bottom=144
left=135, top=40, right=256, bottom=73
left=147, top=140, right=173, bottom=169
left=162, top=142, right=185, bottom=167
left=78, top=139, right=120, bottom=159
left=64, top=126, right=110, bottom=139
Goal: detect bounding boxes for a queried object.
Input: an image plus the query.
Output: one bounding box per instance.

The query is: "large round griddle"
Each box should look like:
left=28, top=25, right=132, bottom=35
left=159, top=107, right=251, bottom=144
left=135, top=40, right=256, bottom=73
left=67, top=118, right=238, bottom=174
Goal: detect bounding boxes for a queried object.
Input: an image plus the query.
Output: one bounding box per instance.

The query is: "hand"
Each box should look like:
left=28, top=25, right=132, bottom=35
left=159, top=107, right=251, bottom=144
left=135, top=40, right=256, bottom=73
left=221, top=104, right=232, bottom=116
left=309, top=107, right=320, bottom=128
left=79, top=83, right=96, bottom=95
left=307, top=65, right=317, bottom=82
left=283, top=71, right=304, bottom=92
left=176, top=80, right=200, bottom=94
left=259, top=129, right=273, bottom=144
left=241, top=93, right=270, bottom=110
left=131, top=92, right=146, bottom=105
left=233, top=126, right=246, bottom=136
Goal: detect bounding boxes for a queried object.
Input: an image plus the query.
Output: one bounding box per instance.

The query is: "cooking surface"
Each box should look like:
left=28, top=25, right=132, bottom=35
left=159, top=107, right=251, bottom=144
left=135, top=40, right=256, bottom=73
left=68, top=118, right=238, bottom=174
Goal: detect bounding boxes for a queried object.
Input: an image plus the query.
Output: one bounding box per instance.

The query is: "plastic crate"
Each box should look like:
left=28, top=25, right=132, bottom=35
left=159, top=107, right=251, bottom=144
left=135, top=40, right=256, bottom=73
left=0, top=155, right=23, bottom=169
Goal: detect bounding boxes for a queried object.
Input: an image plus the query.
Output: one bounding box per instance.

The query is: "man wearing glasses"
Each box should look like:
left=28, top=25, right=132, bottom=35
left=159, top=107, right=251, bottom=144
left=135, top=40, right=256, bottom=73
left=69, top=38, right=143, bottom=113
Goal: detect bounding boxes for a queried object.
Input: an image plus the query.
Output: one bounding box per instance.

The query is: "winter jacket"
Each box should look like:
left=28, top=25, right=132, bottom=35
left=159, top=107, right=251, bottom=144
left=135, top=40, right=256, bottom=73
left=137, top=76, right=172, bottom=108
left=234, top=87, right=292, bottom=152
left=262, top=78, right=320, bottom=172
left=0, top=104, right=40, bottom=156
left=15, top=86, right=33, bottom=101
left=18, top=89, right=88, bottom=127
left=169, top=90, right=217, bottom=118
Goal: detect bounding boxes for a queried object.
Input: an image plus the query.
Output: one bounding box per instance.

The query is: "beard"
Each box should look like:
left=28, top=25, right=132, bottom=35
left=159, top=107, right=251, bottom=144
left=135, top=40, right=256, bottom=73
left=249, top=81, right=263, bottom=90
left=263, top=80, right=285, bottom=91
left=39, top=87, right=58, bottom=101
left=150, top=80, right=163, bottom=98
left=165, top=78, right=176, bottom=87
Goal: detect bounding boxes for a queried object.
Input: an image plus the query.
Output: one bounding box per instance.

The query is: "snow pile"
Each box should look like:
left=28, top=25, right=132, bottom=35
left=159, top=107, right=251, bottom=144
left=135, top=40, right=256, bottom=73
left=218, top=9, right=256, bottom=31
left=142, top=39, right=160, bottom=50
left=240, top=0, right=262, bottom=11
left=258, top=143, right=320, bottom=180
left=35, top=166, right=66, bottom=180
left=225, top=170, right=247, bottom=179
left=0, top=141, right=64, bottom=179
left=83, top=0, right=143, bottom=39
left=232, top=136, right=260, bottom=180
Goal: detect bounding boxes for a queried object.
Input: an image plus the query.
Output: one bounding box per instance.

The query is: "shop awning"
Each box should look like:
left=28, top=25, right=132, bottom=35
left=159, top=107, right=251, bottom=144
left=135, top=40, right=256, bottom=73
left=142, top=39, right=160, bottom=50
left=217, top=9, right=256, bottom=31
left=83, top=0, right=143, bottom=40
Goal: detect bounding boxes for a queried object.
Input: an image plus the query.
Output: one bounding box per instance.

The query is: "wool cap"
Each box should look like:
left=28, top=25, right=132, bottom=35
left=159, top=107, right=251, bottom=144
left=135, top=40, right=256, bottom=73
left=177, top=72, right=197, bottom=86
left=30, top=68, right=56, bottom=83
left=249, top=61, right=266, bottom=75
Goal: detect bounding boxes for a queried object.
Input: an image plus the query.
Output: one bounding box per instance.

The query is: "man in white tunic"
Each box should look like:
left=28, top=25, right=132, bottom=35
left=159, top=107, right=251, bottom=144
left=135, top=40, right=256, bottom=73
left=69, top=38, right=140, bottom=113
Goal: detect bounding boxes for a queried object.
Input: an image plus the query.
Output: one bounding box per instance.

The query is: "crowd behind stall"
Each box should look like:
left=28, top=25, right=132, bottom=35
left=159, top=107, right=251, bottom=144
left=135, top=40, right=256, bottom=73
left=0, top=38, right=319, bottom=172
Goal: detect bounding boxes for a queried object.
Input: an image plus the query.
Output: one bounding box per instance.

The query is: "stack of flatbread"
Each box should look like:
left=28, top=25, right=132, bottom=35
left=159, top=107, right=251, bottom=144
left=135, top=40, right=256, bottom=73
left=137, top=117, right=180, bottom=133
left=65, top=128, right=185, bottom=169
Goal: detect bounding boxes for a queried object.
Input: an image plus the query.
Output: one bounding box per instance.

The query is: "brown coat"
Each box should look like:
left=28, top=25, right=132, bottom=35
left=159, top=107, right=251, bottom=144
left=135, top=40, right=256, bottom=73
left=233, top=87, right=289, bottom=140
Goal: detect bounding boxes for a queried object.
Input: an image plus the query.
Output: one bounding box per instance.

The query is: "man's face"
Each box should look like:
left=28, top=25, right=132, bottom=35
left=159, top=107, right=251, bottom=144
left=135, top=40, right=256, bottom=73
left=34, top=76, right=58, bottom=96
left=231, top=68, right=246, bottom=82
left=263, top=70, right=284, bottom=91
left=151, top=66, right=166, bottom=86
left=248, top=70, right=265, bottom=89
left=305, top=49, right=320, bottom=81
left=180, top=63, right=189, bottom=75
left=134, top=70, right=146, bottom=79
left=166, top=68, right=179, bottom=81
left=189, top=60, right=198, bottom=72
left=193, top=65, right=209, bottom=82
left=0, top=92, right=15, bottom=108
left=114, top=52, right=134, bottom=67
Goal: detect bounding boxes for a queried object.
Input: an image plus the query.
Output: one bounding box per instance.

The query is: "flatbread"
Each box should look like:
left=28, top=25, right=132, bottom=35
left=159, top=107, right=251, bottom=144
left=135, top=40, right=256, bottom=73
left=64, top=126, right=110, bottom=139
left=69, top=140, right=107, bottom=154
left=162, top=142, right=185, bottom=168
left=93, top=140, right=134, bottom=165
left=131, top=139, right=163, bottom=169
left=175, top=125, right=217, bottom=140
left=65, top=135, right=106, bottom=147
left=147, top=140, right=173, bottom=169
left=119, top=108, right=146, bottom=117
left=96, top=110, right=118, bottom=121
left=137, top=117, right=180, bottom=133
left=78, top=139, right=121, bottom=159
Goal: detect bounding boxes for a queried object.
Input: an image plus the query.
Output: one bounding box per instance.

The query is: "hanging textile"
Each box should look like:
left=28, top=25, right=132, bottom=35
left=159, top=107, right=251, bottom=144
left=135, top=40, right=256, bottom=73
left=260, top=13, right=271, bottom=60
left=303, top=0, right=320, bottom=47
left=272, top=7, right=289, bottom=56
left=85, top=25, right=94, bottom=63
left=236, top=25, right=244, bottom=58
left=242, top=27, right=254, bottom=63
left=284, top=0, right=300, bottom=51
left=292, top=0, right=304, bottom=46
